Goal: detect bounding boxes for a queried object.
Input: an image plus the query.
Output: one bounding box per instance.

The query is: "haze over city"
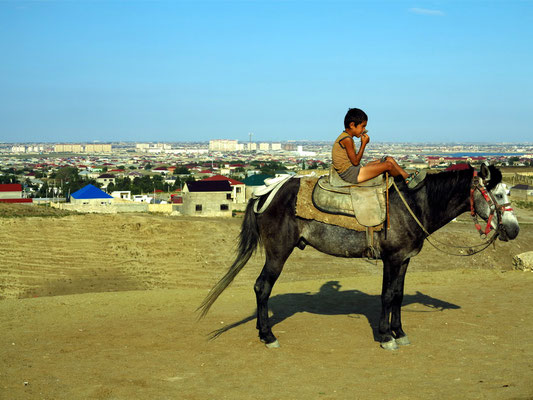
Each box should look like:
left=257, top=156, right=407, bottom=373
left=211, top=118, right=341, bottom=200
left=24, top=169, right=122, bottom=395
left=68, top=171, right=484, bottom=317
left=1, top=1, right=532, bottom=143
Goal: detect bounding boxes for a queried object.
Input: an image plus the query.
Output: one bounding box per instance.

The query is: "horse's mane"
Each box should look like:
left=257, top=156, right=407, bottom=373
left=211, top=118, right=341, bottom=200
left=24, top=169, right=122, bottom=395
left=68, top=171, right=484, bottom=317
left=422, top=165, right=502, bottom=208
left=423, top=167, right=474, bottom=209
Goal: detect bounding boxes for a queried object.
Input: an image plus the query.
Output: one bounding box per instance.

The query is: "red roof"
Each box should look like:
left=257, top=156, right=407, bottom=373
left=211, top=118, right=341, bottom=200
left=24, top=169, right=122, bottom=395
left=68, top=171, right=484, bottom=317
left=0, top=184, right=22, bottom=192
left=445, top=163, right=471, bottom=171
left=199, top=169, right=212, bottom=174
left=0, top=198, right=32, bottom=203
left=201, top=174, right=244, bottom=185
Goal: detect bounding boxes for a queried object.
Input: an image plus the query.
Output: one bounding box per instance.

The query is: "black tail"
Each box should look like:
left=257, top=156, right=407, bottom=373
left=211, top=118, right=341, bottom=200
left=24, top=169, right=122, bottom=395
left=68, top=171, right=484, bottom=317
left=197, top=200, right=261, bottom=318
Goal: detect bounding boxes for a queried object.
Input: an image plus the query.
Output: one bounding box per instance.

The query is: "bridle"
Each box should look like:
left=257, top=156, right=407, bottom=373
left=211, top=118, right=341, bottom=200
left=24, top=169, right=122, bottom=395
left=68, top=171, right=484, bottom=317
left=469, top=170, right=512, bottom=237
left=392, top=170, right=512, bottom=256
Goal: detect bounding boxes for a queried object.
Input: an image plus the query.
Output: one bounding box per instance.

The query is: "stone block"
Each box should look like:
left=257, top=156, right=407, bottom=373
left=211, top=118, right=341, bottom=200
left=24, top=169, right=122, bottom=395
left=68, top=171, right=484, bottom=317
left=513, top=251, right=533, bottom=271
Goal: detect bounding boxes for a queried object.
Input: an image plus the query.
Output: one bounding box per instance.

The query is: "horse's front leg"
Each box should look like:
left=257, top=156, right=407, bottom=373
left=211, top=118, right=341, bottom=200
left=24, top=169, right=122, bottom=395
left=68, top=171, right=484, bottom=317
left=379, top=257, right=409, bottom=350
left=391, top=259, right=411, bottom=346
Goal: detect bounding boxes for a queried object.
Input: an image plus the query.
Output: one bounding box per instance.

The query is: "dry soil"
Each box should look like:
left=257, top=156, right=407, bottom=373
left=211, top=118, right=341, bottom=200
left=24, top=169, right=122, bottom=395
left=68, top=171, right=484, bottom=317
left=1, top=206, right=533, bottom=399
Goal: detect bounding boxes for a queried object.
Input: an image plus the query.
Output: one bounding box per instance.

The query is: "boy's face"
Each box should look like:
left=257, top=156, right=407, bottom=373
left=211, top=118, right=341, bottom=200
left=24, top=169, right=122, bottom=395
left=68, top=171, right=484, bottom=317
left=347, top=121, right=367, bottom=138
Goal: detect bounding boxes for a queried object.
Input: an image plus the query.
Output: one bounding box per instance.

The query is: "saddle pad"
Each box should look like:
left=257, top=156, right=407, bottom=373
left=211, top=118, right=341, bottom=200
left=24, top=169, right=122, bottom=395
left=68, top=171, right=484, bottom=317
left=296, top=177, right=383, bottom=232
left=313, top=176, right=386, bottom=227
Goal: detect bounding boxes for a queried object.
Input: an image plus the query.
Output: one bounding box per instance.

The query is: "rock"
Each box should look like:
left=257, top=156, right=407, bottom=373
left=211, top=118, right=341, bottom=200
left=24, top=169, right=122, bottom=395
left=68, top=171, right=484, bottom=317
left=513, top=252, right=533, bottom=271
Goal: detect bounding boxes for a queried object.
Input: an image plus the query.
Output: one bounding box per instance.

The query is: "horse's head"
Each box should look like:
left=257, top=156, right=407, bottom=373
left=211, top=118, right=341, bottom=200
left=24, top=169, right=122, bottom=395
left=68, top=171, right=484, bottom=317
left=472, top=163, right=519, bottom=241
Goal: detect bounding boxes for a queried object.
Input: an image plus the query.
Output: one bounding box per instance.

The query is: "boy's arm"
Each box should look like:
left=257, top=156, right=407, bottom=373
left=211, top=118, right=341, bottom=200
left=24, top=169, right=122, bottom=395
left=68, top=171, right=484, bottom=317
left=341, top=137, right=368, bottom=166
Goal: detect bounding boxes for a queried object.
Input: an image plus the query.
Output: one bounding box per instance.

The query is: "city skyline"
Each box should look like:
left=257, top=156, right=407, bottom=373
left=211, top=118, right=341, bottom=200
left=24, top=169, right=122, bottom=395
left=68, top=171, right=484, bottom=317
left=2, top=139, right=533, bottom=145
left=1, top=1, right=532, bottom=143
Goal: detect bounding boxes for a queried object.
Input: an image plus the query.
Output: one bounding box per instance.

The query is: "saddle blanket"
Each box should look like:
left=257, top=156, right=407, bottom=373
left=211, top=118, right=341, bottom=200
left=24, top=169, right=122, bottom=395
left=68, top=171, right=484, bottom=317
left=296, top=177, right=384, bottom=232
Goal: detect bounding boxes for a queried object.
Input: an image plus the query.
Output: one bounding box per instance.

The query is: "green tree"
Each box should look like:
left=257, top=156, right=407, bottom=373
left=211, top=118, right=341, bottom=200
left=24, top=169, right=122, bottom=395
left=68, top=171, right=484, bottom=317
left=508, top=156, right=520, bottom=166
left=261, top=161, right=287, bottom=176
left=54, top=167, right=79, bottom=183
left=174, top=166, right=190, bottom=175
left=0, top=174, right=19, bottom=184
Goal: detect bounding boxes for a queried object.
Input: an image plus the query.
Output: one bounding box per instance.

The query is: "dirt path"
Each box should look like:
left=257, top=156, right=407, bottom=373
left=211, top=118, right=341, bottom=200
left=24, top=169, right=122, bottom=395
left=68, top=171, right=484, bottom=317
left=1, top=271, right=533, bottom=399
left=1, top=210, right=533, bottom=399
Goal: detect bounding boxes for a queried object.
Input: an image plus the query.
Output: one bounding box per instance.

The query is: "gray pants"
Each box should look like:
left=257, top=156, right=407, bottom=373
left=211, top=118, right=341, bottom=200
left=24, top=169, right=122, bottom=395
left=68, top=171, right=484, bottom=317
left=339, top=164, right=362, bottom=184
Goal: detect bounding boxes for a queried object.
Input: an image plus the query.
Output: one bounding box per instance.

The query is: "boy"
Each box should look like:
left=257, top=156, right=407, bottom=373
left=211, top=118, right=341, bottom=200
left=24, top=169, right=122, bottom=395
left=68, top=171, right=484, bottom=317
left=332, top=108, right=426, bottom=188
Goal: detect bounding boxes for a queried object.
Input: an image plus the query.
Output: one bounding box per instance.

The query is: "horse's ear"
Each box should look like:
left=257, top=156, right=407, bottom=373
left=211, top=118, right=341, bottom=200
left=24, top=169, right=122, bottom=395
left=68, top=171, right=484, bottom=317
left=479, top=162, right=491, bottom=181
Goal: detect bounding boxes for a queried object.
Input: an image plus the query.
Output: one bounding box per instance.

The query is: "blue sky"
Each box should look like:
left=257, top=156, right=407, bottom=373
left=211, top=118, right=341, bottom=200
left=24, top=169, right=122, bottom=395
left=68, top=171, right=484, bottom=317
left=1, top=0, right=532, bottom=143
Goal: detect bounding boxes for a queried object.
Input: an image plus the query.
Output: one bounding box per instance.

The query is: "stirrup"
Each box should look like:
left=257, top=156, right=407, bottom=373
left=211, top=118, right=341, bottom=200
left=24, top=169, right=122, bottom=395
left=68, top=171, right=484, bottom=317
left=406, top=169, right=427, bottom=189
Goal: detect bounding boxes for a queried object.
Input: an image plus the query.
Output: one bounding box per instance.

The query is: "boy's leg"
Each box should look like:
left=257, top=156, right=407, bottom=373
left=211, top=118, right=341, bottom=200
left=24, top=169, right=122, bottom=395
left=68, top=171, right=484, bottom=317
left=357, top=162, right=391, bottom=183
left=382, top=157, right=409, bottom=179
left=357, top=157, right=408, bottom=183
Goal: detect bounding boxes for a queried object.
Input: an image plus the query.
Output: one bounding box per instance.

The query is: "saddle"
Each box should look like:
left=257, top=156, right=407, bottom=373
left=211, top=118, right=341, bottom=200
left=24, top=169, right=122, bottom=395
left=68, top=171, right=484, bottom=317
left=312, top=167, right=392, bottom=227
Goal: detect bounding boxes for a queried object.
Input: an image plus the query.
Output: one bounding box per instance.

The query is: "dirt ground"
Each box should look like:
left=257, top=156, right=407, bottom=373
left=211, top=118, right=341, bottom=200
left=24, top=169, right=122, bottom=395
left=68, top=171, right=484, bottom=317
left=1, top=205, right=533, bottom=399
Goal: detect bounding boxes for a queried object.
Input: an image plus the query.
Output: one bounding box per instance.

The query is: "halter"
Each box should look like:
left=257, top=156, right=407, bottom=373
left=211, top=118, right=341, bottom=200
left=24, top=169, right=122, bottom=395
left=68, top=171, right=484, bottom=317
left=469, top=170, right=512, bottom=237
left=392, top=169, right=512, bottom=256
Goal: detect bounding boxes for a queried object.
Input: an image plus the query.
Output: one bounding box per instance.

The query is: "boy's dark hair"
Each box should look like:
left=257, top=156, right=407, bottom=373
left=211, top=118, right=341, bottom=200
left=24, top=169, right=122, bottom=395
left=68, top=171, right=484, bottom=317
left=344, top=108, right=368, bottom=129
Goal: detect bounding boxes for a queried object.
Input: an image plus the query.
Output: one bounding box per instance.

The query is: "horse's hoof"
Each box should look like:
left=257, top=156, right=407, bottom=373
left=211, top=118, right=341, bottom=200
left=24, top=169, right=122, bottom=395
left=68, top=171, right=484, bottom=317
left=395, top=336, right=411, bottom=346
left=265, top=340, right=280, bottom=349
left=380, top=339, right=398, bottom=351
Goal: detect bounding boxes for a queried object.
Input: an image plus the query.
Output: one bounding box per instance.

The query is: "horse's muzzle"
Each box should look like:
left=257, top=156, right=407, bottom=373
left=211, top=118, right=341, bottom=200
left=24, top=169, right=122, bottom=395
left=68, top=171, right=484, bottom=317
left=498, top=224, right=519, bottom=242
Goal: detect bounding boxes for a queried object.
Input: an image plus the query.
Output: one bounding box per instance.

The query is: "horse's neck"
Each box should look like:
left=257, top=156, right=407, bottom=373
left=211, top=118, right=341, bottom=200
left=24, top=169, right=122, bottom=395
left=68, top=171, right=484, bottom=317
left=419, top=171, right=472, bottom=234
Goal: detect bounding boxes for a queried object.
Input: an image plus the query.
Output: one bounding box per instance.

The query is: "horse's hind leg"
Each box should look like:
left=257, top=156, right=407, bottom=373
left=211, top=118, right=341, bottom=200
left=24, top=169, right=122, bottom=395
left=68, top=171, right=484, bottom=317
left=254, top=244, right=294, bottom=348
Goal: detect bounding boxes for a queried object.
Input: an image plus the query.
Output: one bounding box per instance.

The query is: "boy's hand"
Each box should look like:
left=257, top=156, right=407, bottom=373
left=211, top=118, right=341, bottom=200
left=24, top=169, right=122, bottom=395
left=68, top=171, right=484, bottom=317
left=361, top=133, right=370, bottom=145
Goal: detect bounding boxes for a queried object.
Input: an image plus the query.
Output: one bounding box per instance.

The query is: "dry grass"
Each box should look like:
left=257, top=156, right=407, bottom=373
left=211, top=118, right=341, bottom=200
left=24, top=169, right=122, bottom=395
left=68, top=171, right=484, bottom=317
left=0, top=203, right=78, bottom=218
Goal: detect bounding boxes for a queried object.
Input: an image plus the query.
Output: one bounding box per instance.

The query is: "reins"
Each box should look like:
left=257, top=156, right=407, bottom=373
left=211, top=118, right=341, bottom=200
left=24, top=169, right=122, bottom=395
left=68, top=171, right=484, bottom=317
left=390, top=173, right=503, bottom=257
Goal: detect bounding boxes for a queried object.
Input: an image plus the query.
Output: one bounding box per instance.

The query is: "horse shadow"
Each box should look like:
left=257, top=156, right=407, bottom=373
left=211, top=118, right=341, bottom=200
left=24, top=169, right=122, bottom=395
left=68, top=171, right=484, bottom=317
left=208, top=280, right=461, bottom=342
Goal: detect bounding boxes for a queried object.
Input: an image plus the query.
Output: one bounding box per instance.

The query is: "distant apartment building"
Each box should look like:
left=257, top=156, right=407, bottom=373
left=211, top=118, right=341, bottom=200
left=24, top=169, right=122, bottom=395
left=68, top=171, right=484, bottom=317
left=283, top=143, right=296, bottom=151
left=136, top=143, right=171, bottom=153
left=209, top=139, right=246, bottom=152
left=28, top=145, right=44, bottom=153
left=11, top=146, right=26, bottom=153
left=247, top=142, right=257, bottom=151
left=54, top=144, right=82, bottom=153
left=53, top=144, right=111, bottom=153
left=259, top=143, right=270, bottom=151
left=85, top=144, right=112, bottom=153
left=136, top=143, right=150, bottom=151
left=11, top=145, right=45, bottom=153
left=209, top=139, right=237, bottom=152
left=271, top=143, right=282, bottom=151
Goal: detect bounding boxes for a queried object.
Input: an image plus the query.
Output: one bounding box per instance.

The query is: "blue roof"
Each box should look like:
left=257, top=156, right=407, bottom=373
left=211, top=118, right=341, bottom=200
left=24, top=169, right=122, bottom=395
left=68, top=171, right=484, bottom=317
left=71, top=184, right=113, bottom=199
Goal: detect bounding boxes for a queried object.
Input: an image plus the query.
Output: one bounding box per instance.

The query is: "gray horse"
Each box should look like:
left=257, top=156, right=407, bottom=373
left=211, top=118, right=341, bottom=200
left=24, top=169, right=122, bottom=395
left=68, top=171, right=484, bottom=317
left=198, top=164, right=519, bottom=350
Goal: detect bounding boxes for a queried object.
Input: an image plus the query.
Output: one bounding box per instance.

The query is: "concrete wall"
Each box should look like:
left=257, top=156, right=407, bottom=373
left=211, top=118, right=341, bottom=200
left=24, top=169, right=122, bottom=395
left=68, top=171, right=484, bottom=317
left=510, top=188, right=533, bottom=201
left=182, top=191, right=232, bottom=217
left=232, top=184, right=246, bottom=205
left=148, top=203, right=175, bottom=213
left=0, top=192, right=22, bottom=199
left=52, top=202, right=149, bottom=214
left=71, top=198, right=113, bottom=206
left=52, top=201, right=182, bottom=214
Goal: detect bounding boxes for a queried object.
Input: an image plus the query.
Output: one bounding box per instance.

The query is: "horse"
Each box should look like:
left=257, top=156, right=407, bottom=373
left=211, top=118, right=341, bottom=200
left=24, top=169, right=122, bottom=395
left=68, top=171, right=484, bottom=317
left=198, top=164, right=519, bottom=350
